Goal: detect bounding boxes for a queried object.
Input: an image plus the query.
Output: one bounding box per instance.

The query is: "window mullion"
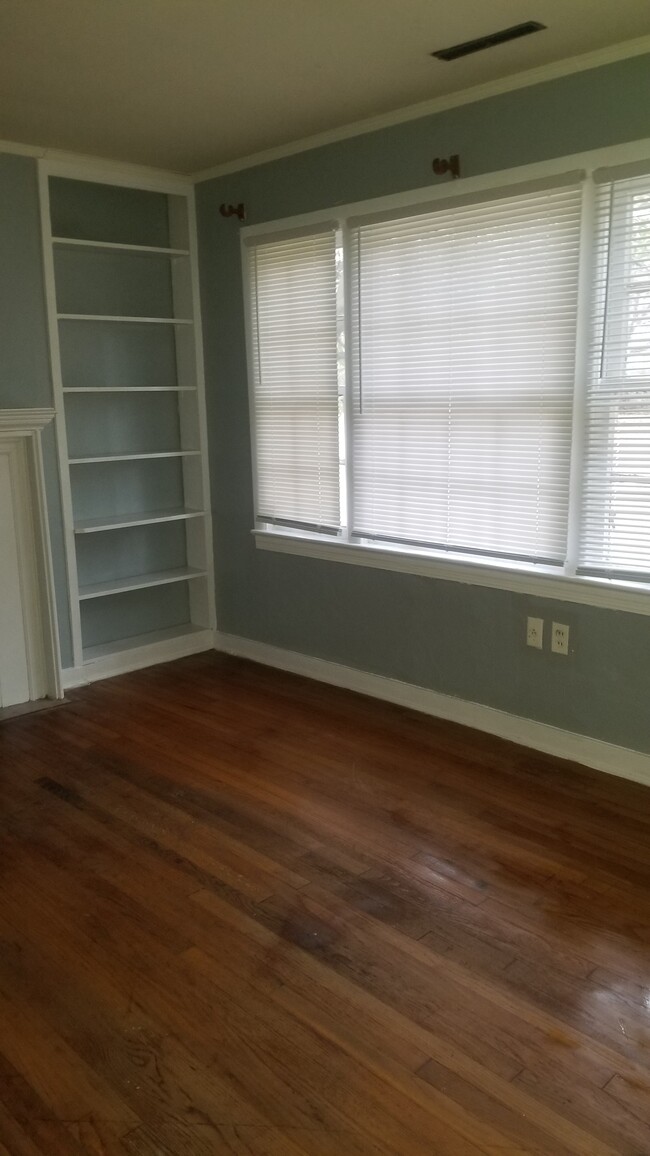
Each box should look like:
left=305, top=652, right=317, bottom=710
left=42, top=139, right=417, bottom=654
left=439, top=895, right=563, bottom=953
left=564, top=177, right=596, bottom=575
left=340, top=219, right=355, bottom=541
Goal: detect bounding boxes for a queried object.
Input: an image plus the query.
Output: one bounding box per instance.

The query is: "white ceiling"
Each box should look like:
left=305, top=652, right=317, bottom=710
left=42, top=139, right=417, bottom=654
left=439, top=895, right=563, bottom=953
left=1, top=1, right=650, bottom=174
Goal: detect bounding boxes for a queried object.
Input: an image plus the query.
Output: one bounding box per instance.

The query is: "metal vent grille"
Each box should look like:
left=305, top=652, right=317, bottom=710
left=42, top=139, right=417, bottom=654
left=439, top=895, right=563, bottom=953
left=432, top=21, right=546, bottom=62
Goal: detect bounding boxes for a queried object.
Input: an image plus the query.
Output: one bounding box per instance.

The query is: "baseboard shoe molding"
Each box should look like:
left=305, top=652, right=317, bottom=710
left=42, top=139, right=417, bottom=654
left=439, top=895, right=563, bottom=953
left=214, top=631, right=650, bottom=788
left=62, top=628, right=214, bottom=690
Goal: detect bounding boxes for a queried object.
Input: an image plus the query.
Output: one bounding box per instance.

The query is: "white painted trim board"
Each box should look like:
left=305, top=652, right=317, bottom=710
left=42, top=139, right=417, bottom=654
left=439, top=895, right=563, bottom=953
left=62, top=627, right=214, bottom=688
left=0, top=140, right=189, bottom=191
left=0, top=409, right=62, bottom=702
left=214, top=631, right=650, bottom=789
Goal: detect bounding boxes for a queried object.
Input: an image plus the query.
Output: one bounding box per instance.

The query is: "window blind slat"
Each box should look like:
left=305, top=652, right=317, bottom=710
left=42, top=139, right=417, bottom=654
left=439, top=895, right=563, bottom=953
left=580, top=174, right=650, bottom=578
left=350, top=185, right=583, bottom=562
left=248, top=229, right=341, bottom=531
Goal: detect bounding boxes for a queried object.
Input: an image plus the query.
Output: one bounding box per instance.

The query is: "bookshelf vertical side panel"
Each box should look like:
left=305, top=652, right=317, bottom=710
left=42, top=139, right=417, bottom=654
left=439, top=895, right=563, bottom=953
left=38, top=161, right=84, bottom=668
left=172, top=191, right=216, bottom=633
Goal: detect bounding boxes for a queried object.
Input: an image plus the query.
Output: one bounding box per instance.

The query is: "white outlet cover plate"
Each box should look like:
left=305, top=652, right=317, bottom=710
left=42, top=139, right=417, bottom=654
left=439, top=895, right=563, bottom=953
left=527, top=616, right=544, bottom=649
left=551, top=622, right=570, bottom=654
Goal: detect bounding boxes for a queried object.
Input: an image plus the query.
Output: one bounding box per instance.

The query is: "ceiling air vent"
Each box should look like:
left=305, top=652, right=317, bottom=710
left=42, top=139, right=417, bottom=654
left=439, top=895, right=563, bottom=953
left=432, top=22, right=546, bottom=62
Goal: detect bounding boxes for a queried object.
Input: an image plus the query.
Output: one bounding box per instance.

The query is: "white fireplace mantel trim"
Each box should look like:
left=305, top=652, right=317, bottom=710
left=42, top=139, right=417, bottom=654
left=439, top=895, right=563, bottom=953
left=0, top=407, right=62, bottom=701
left=0, top=408, right=57, bottom=432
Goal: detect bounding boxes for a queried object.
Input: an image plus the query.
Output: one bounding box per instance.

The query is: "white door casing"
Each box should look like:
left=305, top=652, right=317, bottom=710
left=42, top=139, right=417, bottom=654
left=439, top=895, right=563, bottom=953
left=0, top=441, right=32, bottom=705
left=0, top=409, right=61, bottom=705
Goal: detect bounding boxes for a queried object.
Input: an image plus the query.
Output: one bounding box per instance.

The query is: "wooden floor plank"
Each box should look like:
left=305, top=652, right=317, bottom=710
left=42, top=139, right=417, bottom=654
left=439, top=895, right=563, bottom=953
left=1, top=651, right=649, bottom=1154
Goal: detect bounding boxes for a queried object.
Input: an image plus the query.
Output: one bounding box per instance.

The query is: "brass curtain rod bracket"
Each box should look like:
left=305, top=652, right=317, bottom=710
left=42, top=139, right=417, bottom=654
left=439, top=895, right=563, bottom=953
left=432, top=154, right=460, bottom=179
left=219, top=203, right=246, bottom=222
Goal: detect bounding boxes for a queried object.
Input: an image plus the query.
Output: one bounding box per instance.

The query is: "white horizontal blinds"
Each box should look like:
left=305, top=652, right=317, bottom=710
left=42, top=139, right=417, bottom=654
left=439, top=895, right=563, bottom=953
left=248, top=227, right=340, bottom=531
left=580, top=171, right=650, bottom=578
left=350, top=184, right=583, bottom=562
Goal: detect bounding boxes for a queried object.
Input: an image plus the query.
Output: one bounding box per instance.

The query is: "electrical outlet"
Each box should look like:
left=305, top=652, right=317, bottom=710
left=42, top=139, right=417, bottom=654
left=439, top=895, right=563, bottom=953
left=526, top=616, right=544, bottom=649
left=551, top=622, right=570, bottom=655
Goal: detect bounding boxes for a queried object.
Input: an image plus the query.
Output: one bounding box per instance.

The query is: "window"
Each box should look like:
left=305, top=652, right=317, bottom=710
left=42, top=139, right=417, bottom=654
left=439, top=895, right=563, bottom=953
left=247, top=226, right=340, bottom=531
left=581, top=170, right=650, bottom=579
left=244, top=161, right=650, bottom=600
left=348, top=183, right=581, bottom=564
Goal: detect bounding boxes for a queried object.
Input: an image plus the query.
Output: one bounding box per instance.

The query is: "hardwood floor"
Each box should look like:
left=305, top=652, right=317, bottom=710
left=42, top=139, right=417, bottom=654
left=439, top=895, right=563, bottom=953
left=0, top=651, right=649, bottom=1154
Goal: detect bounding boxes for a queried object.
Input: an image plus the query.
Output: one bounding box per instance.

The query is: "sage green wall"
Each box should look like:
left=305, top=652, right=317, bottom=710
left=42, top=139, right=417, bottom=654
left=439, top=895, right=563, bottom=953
left=0, top=153, right=73, bottom=667
left=196, top=53, right=650, bottom=755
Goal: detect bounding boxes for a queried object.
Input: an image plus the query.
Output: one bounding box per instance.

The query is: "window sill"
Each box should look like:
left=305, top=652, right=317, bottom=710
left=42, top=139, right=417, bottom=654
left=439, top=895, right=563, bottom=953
left=253, top=528, right=650, bottom=616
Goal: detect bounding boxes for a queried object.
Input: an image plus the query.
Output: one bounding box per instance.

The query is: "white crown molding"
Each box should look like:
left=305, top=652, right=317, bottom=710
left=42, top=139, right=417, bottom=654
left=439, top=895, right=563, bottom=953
left=214, top=631, right=650, bottom=789
left=0, top=408, right=56, bottom=432
left=2, top=34, right=649, bottom=186
left=192, top=34, right=650, bottom=183
left=0, top=140, right=43, bottom=159
left=0, top=139, right=189, bottom=190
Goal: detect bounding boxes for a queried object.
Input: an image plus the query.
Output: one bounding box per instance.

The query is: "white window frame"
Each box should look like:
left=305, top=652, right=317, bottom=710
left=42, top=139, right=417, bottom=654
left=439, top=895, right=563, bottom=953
left=241, top=136, right=650, bottom=617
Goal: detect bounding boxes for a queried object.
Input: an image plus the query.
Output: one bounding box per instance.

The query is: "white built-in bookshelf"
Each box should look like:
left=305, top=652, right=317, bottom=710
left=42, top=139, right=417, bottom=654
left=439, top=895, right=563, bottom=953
left=39, top=163, right=215, bottom=680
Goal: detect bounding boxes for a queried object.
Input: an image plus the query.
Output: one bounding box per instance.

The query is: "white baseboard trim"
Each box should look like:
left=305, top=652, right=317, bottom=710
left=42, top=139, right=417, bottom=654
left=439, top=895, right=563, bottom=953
left=214, top=631, right=650, bottom=789
left=62, top=628, right=214, bottom=690
left=62, top=668, right=87, bottom=690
